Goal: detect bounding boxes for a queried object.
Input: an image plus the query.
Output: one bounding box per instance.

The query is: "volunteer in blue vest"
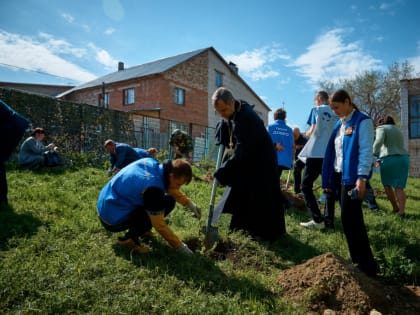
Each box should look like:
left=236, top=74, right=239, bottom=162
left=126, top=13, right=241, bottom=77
left=322, top=89, right=378, bottom=277
left=97, top=158, right=201, bottom=254
left=268, top=108, right=294, bottom=179
left=104, top=139, right=140, bottom=176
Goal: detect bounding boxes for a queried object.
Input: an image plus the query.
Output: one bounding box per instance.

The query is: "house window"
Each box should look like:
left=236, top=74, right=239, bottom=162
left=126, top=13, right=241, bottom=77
left=409, top=95, right=420, bottom=139
left=98, top=93, right=110, bottom=108
left=215, top=71, right=223, bottom=87
left=123, top=88, right=135, bottom=105
left=174, top=87, right=185, bottom=105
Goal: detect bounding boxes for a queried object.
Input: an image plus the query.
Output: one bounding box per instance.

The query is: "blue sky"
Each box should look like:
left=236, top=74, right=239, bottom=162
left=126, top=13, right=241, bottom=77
left=1, top=0, right=419, bottom=130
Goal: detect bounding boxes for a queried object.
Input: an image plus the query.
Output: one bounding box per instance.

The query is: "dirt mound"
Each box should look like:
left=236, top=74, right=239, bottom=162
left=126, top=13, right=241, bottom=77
left=277, top=252, right=420, bottom=314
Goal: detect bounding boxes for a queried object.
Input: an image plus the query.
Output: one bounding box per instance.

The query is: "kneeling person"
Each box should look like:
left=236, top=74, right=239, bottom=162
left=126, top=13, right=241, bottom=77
left=97, top=158, right=201, bottom=254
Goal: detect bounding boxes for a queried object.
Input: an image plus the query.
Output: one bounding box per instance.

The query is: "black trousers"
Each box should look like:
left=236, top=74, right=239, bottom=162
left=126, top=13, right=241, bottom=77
left=99, top=195, right=176, bottom=239
left=324, top=172, right=342, bottom=226
left=339, top=180, right=378, bottom=276
left=301, top=158, right=324, bottom=222
left=293, top=159, right=305, bottom=194
left=0, top=162, right=7, bottom=205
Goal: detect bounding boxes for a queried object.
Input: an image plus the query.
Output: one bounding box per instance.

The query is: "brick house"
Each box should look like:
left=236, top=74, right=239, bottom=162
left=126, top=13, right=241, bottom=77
left=57, top=47, right=270, bottom=137
left=400, top=78, right=420, bottom=177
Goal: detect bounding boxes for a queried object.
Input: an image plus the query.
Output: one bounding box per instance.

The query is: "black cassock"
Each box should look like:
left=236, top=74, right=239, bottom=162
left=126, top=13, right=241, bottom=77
left=214, top=100, right=286, bottom=241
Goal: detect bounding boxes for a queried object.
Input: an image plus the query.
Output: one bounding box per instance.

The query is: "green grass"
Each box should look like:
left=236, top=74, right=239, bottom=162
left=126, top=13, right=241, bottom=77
left=0, top=160, right=418, bottom=314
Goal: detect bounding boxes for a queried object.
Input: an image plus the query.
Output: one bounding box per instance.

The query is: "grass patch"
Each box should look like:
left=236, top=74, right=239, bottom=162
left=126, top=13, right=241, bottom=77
left=0, top=161, right=418, bottom=314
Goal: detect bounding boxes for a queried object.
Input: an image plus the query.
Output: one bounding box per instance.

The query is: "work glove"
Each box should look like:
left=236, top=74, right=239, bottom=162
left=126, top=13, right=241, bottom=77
left=176, top=242, right=193, bottom=255
left=46, top=143, right=55, bottom=151
left=186, top=200, right=202, bottom=220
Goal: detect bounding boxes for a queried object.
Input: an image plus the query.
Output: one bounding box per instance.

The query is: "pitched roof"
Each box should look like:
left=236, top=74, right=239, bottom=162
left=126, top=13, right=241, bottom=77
left=57, top=47, right=209, bottom=97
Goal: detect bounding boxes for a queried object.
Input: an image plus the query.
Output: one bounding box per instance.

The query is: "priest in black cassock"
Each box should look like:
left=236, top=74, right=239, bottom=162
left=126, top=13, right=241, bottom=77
left=211, top=87, right=286, bottom=241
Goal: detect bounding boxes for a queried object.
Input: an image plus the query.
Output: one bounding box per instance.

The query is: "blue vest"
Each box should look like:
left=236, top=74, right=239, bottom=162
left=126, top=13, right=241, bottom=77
left=97, top=158, right=165, bottom=225
left=268, top=120, right=293, bottom=168
left=322, top=111, right=370, bottom=187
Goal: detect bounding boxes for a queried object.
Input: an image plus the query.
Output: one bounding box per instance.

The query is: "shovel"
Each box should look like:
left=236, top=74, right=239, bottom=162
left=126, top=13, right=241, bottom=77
left=202, top=144, right=224, bottom=250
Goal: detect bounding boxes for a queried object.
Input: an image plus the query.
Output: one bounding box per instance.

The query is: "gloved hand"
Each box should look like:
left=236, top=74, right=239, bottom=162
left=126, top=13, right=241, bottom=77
left=186, top=200, right=202, bottom=220
left=46, top=143, right=55, bottom=151
left=176, top=242, right=193, bottom=255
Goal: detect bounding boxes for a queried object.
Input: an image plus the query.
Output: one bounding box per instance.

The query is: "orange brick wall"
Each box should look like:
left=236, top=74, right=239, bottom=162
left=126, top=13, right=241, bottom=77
left=63, top=52, right=209, bottom=130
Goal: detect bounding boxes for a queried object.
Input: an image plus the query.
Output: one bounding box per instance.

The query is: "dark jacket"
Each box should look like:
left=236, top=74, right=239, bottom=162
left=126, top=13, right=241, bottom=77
left=0, top=99, right=30, bottom=162
left=214, top=100, right=286, bottom=240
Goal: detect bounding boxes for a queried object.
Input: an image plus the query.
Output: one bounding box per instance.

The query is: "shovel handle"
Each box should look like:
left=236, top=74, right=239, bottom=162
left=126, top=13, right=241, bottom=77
left=207, top=144, right=224, bottom=229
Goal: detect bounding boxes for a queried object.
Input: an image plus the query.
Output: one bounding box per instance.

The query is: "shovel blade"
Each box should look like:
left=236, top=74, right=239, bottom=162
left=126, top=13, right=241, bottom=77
left=201, top=225, right=219, bottom=250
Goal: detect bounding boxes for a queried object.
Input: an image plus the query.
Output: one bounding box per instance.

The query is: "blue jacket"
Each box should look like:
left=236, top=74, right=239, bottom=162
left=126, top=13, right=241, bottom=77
left=97, top=158, right=165, bottom=225
left=322, top=111, right=372, bottom=188
left=268, top=119, right=294, bottom=168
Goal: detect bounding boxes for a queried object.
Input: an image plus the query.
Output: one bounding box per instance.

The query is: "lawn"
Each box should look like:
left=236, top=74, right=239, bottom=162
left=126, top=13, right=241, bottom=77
left=0, top=159, right=418, bottom=314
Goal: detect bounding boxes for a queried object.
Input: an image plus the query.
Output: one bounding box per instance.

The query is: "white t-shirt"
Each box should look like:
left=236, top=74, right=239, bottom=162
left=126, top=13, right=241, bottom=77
left=298, top=104, right=338, bottom=161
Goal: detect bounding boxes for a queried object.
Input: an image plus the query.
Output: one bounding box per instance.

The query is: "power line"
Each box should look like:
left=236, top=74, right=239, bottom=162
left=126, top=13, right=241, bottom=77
left=0, top=62, right=78, bottom=83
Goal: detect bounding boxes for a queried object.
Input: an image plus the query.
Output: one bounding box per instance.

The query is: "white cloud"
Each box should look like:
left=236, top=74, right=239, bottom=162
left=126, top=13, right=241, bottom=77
left=61, top=13, right=74, bottom=24
left=104, top=27, right=116, bottom=35
left=408, top=55, right=420, bottom=74
left=39, top=32, right=86, bottom=58
left=225, top=46, right=290, bottom=81
left=290, top=28, right=383, bottom=86
left=87, top=43, right=119, bottom=70
left=0, top=30, right=96, bottom=83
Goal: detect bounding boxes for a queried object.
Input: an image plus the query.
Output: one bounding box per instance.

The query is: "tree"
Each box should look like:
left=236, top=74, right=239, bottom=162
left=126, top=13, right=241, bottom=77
left=319, top=61, right=415, bottom=124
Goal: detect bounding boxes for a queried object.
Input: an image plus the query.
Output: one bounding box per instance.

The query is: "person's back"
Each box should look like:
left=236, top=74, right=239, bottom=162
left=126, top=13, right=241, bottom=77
left=299, top=104, right=338, bottom=160
left=268, top=108, right=294, bottom=176
left=104, top=140, right=140, bottom=175
left=375, top=124, right=408, bottom=157
left=299, top=91, right=338, bottom=230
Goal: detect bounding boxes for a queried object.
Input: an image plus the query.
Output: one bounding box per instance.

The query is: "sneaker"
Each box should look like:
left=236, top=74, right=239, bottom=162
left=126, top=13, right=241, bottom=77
left=300, top=219, right=324, bottom=229
left=117, top=235, right=136, bottom=246
left=117, top=236, right=150, bottom=253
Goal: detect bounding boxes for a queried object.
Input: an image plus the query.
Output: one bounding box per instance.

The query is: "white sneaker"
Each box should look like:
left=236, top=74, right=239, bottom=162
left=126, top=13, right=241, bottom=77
left=300, top=219, right=324, bottom=229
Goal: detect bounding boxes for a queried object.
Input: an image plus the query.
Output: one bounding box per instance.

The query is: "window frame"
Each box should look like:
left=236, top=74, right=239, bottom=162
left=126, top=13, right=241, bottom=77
left=409, top=95, right=420, bottom=139
left=123, top=88, right=135, bottom=105
left=174, top=87, right=185, bottom=105
left=215, top=71, right=223, bottom=87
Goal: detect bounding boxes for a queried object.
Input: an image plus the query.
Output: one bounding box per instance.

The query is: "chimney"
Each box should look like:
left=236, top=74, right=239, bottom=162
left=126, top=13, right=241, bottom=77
left=118, top=61, right=124, bottom=71
left=228, top=61, right=238, bottom=74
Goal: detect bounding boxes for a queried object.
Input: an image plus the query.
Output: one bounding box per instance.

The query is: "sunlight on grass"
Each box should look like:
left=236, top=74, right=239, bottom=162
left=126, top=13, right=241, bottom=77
left=0, top=164, right=418, bottom=314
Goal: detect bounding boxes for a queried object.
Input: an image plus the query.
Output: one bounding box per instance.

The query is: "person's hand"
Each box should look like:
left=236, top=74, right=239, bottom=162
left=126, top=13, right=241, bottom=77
left=187, top=201, right=202, bottom=220
left=176, top=242, right=193, bottom=255
left=275, top=143, right=284, bottom=151
left=46, top=143, right=55, bottom=151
